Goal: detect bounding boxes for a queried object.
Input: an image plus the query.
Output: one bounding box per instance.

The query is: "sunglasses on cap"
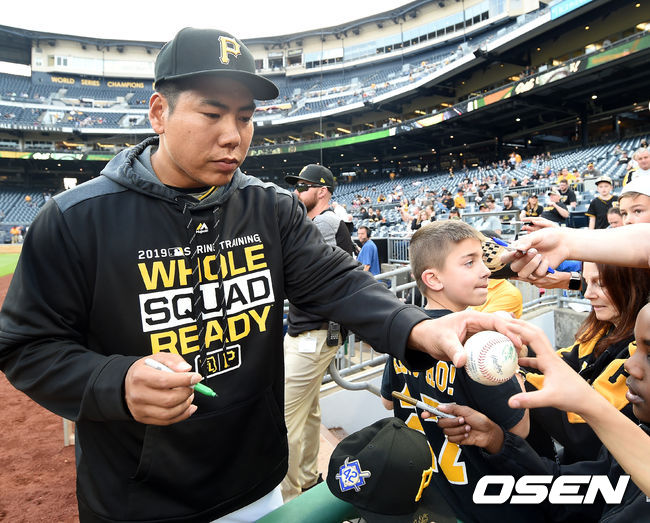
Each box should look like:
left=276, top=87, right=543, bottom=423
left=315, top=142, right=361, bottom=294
left=295, top=182, right=327, bottom=192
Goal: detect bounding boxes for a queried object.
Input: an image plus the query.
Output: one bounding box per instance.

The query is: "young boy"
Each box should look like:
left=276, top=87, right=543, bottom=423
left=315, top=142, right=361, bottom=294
left=437, top=305, right=650, bottom=521
left=586, top=175, right=619, bottom=229
left=619, top=176, right=650, bottom=225
left=380, top=221, right=536, bottom=523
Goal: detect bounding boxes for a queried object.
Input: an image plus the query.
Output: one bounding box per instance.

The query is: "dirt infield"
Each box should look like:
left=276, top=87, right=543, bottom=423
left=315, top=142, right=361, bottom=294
left=0, top=273, right=78, bottom=522
left=0, top=244, right=22, bottom=254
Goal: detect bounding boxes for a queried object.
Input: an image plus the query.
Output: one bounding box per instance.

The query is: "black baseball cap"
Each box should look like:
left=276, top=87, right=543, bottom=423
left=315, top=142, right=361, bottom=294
left=285, top=164, right=335, bottom=191
left=154, top=27, right=279, bottom=100
left=327, top=418, right=455, bottom=522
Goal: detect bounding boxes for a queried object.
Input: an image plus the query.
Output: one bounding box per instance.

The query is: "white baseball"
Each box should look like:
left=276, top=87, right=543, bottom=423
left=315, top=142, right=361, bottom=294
left=464, top=331, right=518, bottom=386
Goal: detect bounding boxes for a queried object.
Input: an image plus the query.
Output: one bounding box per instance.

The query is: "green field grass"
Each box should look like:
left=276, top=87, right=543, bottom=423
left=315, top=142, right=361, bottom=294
left=0, top=253, right=20, bottom=277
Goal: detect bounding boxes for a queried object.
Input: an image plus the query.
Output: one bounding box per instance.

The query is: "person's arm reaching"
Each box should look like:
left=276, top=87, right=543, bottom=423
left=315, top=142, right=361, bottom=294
left=507, top=320, right=650, bottom=497
left=503, top=224, right=650, bottom=280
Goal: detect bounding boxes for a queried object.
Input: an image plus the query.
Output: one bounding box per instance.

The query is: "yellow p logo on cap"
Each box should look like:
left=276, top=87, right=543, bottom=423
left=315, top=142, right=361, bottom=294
left=218, top=36, right=241, bottom=65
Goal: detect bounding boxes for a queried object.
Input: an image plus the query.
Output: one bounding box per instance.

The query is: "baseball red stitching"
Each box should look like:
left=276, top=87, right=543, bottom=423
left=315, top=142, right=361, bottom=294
left=475, top=335, right=510, bottom=383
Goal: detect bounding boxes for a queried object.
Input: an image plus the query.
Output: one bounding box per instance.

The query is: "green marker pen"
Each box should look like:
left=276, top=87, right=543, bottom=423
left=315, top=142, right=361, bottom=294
left=144, top=358, right=217, bottom=398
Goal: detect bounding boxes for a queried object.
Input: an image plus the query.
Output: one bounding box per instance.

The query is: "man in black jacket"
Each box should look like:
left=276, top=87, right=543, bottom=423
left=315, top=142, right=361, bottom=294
left=0, top=27, right=520, bottom=523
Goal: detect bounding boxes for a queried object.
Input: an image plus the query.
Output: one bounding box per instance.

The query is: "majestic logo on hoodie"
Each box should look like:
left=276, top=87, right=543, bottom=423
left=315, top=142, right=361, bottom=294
left=136, top=234, right=274, bottom=377
left=196, top=223, right=209, bottom=234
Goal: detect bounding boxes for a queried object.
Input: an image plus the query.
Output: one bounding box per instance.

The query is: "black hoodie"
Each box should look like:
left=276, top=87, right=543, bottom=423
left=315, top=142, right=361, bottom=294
left=0, top=137, right=433, bottom=522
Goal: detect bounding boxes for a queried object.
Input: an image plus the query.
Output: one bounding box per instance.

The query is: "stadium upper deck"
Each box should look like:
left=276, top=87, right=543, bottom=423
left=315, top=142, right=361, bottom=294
left=0, top=1, right=519, bottom=127
left=0, top=0, right=648, bottom=186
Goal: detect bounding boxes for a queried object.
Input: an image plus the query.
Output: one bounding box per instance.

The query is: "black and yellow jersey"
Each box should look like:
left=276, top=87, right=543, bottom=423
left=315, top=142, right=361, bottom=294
left=525, top=332, right=635, bottom=463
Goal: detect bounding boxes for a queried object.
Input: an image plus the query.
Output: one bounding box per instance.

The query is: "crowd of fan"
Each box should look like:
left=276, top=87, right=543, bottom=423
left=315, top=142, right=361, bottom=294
left=342, top=142, right=650, bottom=237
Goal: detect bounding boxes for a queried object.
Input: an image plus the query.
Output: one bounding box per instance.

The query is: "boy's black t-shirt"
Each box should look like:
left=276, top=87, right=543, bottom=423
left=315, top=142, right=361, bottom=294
left=586, top=195, right=619, bottom=230
left=381, top=308, right=537, bottom=523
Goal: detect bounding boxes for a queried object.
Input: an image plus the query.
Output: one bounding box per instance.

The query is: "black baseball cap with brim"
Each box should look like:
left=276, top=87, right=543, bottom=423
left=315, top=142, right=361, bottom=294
left=326, top=417, right=456, bottom=523
left=155, top=27, right=279, bottom=100
left=285, top=164, right=335, bottom=190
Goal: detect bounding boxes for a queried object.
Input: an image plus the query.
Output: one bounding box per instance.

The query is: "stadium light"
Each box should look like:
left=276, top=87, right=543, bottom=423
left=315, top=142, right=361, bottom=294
left=336, top=127, right=351, bottom=134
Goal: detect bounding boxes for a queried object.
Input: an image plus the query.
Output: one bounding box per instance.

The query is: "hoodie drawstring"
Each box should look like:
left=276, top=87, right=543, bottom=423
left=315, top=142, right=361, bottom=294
left=180, top=200, right=229, bottom=380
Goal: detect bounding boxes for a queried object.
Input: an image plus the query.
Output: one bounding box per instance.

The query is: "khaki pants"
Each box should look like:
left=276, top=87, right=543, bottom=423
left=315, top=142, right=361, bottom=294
left=281, top=329, right=340, bottom=502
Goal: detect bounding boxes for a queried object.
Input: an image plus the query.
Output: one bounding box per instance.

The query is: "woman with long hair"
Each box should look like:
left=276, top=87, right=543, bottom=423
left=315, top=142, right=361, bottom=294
left=524, top=261, right=650, bottom=463
left=520, top=193, right=543, bottom=218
